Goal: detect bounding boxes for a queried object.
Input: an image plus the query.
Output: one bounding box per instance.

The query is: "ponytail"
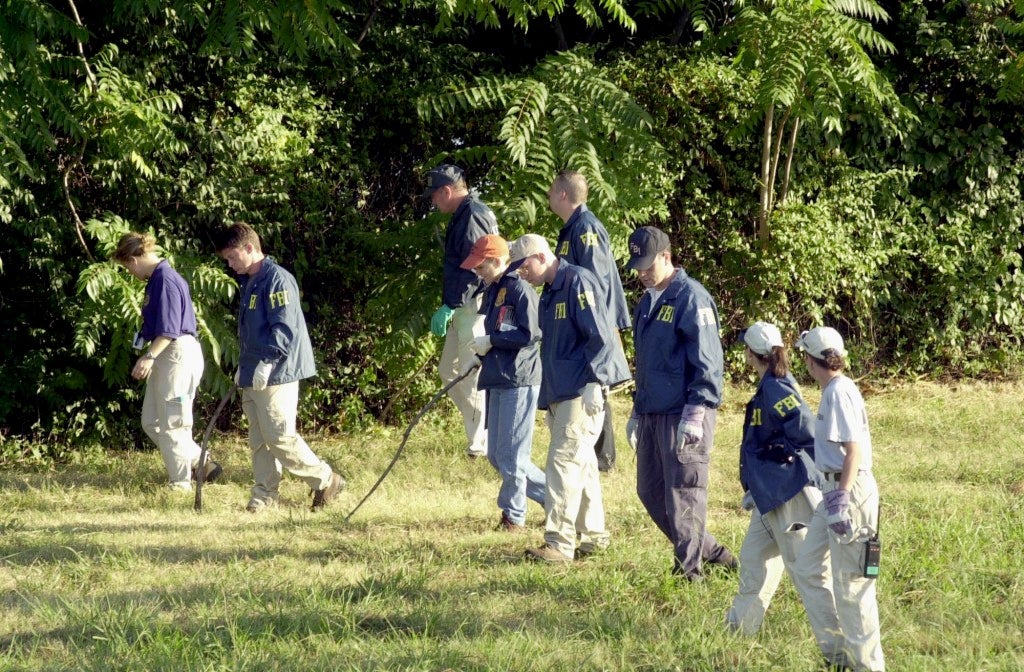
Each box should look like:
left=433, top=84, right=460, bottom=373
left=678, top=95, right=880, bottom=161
left=767, top=345, right=790, bottom=378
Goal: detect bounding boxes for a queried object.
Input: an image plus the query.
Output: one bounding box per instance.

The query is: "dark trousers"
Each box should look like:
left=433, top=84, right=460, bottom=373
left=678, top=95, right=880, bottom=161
left=595, top=397, right=616, bottom=471
left=635, top=409, right=731, bottom=579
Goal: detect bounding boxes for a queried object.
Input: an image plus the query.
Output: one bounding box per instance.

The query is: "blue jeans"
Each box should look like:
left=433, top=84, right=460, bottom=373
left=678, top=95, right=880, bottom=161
left=486, top=385, right=545, bottom=524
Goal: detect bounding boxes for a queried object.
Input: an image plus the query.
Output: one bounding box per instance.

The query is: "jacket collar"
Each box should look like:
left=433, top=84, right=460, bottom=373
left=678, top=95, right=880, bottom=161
left=452, top=190, right=481, bottom=220
left=561, top=203, right=590, bottom=232
left=546, top=259, right=570, bottom=293
left=646, top=267, right=688, bottom=305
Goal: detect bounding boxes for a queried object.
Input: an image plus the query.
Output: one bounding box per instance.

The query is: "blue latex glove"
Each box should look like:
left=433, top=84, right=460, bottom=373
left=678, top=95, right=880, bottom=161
left=431, top=304, right=455, bottom=337
left=824, top=489, right=853, bottom=536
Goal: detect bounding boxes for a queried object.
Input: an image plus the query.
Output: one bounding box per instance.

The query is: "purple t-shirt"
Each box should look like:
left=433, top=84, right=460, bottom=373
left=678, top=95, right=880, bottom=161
left=141, top=260, right=198, bottom=341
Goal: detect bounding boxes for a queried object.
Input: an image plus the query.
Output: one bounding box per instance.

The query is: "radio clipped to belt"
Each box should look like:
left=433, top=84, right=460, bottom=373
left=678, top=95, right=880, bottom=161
left=863, top=498, right=882, bottom=578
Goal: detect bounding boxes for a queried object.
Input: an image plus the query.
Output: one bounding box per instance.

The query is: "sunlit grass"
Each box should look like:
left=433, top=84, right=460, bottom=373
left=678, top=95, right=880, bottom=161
left=1, top=381, right=1022, bottom=670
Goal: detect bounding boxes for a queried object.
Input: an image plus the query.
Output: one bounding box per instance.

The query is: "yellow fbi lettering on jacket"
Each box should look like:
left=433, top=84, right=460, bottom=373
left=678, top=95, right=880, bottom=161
left=555, top=291, right=594, bottom=319
left=773, top=393, right=800, bottom=416
left=249, top=290, right=290, bottom=310
left=656, top=305, right=674, bottom=322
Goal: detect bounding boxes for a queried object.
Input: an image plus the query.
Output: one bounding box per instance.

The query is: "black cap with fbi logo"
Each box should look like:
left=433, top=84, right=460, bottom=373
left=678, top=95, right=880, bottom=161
left=625, top=226, right=671, bottom=271
left=421, top=164, right=464, bottom=198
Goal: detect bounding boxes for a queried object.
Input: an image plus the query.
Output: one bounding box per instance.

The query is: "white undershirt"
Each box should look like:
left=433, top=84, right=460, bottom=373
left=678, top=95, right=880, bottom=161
left=645, top=268, right=675, bottom=315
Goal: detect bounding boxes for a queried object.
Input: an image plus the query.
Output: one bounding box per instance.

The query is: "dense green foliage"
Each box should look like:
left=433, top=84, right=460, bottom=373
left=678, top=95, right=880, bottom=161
left=1, top=0, right=1023, bottom=447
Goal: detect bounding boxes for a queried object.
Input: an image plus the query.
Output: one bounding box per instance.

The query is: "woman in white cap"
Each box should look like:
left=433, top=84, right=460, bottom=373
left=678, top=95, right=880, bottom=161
left=794, top=326, right=885, bottom=672
left=727, top=322, right=844, bottom=668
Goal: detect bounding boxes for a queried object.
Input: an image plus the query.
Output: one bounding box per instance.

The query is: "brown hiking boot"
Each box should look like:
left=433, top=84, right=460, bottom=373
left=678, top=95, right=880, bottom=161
left=311, top=472, right=346, bottom=511
left=524, top=544, right=572, bottom=563
left=496, top=513, right=527, bottom=533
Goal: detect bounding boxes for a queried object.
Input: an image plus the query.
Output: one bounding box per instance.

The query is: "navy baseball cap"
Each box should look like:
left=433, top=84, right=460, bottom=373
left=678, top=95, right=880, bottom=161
left=626, top=226, right=671, bottom=270
left=422, top=164, right=464, bottom=198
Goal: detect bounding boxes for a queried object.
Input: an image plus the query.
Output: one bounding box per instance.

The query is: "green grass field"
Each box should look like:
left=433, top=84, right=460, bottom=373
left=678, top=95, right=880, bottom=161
left=1, top=381, right=1022, bottom=671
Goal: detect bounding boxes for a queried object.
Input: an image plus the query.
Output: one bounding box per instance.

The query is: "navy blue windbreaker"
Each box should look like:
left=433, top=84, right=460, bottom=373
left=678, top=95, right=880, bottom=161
left=631, top=268, right=723, bottom=414
left=739, top=372, right=816, bottom=514
left=476, top=270, right=542, bottom=390
left=442, top=193, right=499, bottom=308
left=237, top=257, right=316, bottom=387
left=555, top=204, right=631, bottom=331
left=537, top=262, right=632, bottom=409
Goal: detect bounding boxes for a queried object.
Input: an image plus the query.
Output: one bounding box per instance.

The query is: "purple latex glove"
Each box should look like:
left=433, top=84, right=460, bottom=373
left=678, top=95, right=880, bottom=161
left=676, top=404, right=706, bottom=446
left=824, top=488, right=853, bottom=536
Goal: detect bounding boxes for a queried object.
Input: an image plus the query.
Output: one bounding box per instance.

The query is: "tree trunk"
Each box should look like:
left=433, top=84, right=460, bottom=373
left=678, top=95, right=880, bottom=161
left=766, top=108, right=790, bottom=216
left=758, top=105, right=774, bottom=242
left=779, top=117, right=800, bottom=205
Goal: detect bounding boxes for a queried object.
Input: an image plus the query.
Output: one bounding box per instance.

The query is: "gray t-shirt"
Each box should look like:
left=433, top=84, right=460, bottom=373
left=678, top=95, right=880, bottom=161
left=813, top=374, right=873, bottom=473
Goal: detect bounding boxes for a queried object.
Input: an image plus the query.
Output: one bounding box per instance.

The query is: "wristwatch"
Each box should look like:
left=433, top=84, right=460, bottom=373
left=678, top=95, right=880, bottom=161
left=143, top=352, right=157, bottom=361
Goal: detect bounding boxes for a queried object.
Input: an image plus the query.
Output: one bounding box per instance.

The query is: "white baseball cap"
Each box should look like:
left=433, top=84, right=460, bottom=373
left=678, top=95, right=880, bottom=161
left=796, top=326, right=847, bottom=359
left=739, top=321, right=783, bottom=356
left=508, top=234, right=553, bottom=265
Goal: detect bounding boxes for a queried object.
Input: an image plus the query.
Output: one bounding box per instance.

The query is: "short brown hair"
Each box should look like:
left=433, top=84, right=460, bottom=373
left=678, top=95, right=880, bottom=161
left=807, top=351, right=845, bottom=372
left=215, top=222, right=262, bottom=253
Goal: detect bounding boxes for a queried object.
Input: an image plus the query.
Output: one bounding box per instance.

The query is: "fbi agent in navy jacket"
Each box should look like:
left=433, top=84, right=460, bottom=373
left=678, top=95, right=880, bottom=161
left=625, top=226, right=736, bottom=581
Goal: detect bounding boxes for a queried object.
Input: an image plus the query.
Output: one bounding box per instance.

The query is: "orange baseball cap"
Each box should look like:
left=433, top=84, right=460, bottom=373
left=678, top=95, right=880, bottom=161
left=460, top=234, right=509, bottom=269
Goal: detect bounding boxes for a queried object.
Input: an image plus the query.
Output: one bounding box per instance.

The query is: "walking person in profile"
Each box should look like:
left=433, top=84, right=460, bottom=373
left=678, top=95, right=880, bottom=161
left=215, top=222, right=345, bottom=513
left=459, top=234, right=546, bottom=532
left=422, top=164, right=499, bottom=458
left=625, top=226, right=737, bottom=581
left=795, top=326, right=885, bottom=672
left=113, top=232, right=221, bottom=490
left=510, top=234, right=631, bottom=562
left=547, top=170, right=630, bottom=472
left=727, top=321, right=843, bottom=668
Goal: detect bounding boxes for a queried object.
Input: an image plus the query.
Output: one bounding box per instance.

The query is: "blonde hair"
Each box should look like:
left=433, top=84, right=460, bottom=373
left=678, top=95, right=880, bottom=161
left=112, top=232, right=156, bottom=263
left=553, top=170, right=589, bottom=204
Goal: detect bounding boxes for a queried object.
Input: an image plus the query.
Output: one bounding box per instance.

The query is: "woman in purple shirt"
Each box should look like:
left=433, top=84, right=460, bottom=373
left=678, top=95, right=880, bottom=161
left=113, top=232, right=220, bottom=490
